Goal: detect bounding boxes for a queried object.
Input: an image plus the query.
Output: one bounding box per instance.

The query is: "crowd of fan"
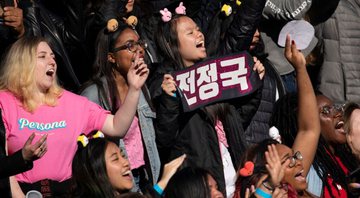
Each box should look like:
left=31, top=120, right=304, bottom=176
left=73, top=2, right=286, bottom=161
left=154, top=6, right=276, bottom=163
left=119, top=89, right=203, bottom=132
left=0, top=0, right=360, bottom=197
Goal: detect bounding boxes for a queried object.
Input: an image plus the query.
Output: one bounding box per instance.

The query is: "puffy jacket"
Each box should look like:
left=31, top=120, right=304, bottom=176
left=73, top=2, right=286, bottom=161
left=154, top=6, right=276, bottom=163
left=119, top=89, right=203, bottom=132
left=314, top=0, right=360, bottom=103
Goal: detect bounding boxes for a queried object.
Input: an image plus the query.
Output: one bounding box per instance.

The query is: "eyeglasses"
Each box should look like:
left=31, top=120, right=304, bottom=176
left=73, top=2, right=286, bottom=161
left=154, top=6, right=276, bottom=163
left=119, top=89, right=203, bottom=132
left=281, top=151, right=303, bottom=168
left=320, top=104, right=344, bottom=117
left=113, top=40, right=148, bottom=53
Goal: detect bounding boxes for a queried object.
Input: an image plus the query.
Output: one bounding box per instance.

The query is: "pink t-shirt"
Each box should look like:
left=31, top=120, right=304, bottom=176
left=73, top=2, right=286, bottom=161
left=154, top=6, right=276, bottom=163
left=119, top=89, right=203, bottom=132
left=123, top=115, right=145, bottom=170
left=0, top=90, right=110, bottom=183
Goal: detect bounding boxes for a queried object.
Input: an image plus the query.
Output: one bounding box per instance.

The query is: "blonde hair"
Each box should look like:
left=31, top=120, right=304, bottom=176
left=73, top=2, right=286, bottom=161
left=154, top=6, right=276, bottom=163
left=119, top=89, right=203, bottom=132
left=0, top=37, right=63, bottom=112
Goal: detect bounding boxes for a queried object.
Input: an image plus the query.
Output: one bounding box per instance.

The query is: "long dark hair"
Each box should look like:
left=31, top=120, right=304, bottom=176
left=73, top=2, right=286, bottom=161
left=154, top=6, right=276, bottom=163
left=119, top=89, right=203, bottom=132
left=81, top=22, right=154, bottom=113
left=164, top=167, right=212, bottom=198
left=71, top=137, right=116, bottom=197
left=271, top=93, right=357, bottom=197
left=155, top=14, right=188, bottom=70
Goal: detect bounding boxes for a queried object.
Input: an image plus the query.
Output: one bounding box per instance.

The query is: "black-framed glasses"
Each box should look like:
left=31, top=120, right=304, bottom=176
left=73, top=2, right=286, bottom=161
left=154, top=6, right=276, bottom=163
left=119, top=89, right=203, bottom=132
left=113, top=40, right=147, bottom=53
left=281, top=151, right=303, bottom=168
left=320, top=104, right=344, bottom=117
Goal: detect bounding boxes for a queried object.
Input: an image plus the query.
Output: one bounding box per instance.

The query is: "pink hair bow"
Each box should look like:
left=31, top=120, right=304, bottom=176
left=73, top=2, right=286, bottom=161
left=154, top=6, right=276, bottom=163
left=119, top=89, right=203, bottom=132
left=160, top=8, right=172, bottom=22
left=160, top=2, right=186, bottom=22
left=175, top=2, right=186, bottom=15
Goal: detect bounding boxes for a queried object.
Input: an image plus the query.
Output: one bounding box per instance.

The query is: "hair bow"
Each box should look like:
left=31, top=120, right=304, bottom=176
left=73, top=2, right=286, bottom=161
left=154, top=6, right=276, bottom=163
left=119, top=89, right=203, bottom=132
left=77, top=131, right=105, bottom=147
left=239, top=161, right=255, bottom=177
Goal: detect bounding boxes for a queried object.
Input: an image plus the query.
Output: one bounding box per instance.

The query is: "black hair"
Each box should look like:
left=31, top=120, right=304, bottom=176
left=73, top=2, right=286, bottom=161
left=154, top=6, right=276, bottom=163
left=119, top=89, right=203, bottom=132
left=71, top=135, right=116, bottom=198
left=270, top=93, right=357, bottom=197
left=155, top=14, right=188, bottom=70
left=80, top=21, right=154, bottom=113
left=234, top=139, right=279, bottom=198
left=164, top=167, right=212, bottom=198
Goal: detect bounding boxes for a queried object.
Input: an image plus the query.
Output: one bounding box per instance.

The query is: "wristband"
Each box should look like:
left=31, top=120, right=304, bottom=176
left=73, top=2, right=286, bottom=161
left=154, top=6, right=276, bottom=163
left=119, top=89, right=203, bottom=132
left=255, top=188, right=272, bottom=198
left=153, top=184, right=164, bottom=196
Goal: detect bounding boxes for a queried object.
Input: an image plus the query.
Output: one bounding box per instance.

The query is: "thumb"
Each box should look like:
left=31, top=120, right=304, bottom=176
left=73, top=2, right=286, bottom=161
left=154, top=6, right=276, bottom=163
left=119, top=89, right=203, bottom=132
left=24, top=133, right=35, bottom=146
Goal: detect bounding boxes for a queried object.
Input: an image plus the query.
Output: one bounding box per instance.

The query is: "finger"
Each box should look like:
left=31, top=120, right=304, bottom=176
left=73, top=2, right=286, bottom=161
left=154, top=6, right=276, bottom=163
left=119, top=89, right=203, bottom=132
left=271, top=144, right=280, bottom=161
left=13, top=0, right=18, bottom=8
left=281, top=158, right=290, bottom=170
left=133, top=50, right=140, bottom=65
left=245, top=188, right=250, bottom=198
left=163, top=74, right=173, bottom=81
left=33, top=134, right=47, bottom=148
left=272, top=188, right=281, bottom=198
left=38, top=147, right=47, bottom=158
left=138, top=67, right=149, bottom=76
left=4, top=16, right=18, bottom=22
left=284, top=34, right=291, bottom=58
left=24, top=133, right=35, bottom=146
left=250, top=185, right=255, bottom=193
left=291, top=39, right=297, bottom=54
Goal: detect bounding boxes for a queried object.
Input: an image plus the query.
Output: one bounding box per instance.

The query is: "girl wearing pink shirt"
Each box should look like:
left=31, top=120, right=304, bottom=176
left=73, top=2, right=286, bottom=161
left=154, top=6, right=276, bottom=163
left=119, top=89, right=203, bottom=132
left=0, top=36, right=148, bottom=197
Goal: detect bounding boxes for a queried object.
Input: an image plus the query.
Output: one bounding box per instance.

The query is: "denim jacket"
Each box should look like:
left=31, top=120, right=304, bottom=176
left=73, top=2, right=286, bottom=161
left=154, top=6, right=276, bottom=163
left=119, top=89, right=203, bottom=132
left=81, top=77, right=160, bottom=187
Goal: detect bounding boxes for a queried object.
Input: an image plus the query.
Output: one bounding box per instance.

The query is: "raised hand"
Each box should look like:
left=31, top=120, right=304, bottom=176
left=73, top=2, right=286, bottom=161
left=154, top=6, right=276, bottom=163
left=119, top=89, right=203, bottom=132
left=161, top=74, right=177, bottom=96
left=253, top=56, right=265, bottom=80
left=22, top=133, right=48, bottom=161
left=3, top=0, right=25, bottom=37
left=265, top=144, right=289, bottom=187
left=157, top=154, right=186, bottom=189
left=284, top=34, right=306, bottom=71
left=127, top=50, right=149, bottom=90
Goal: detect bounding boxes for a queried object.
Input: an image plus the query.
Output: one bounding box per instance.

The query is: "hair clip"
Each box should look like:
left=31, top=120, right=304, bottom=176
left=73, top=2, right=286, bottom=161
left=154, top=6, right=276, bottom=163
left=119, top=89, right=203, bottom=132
left=124, top=15, right=138, bottom=28
left=221, top=4, right=232, bottom=17
left=160, top=8, right=172, bottom=22
left=175, top=2, right=186, bottom=15
left=77, top=131, right=105, bottom=147
left=77, top=134, right=89, bottom=147
left=239, top=161, right=254, bottom=177
left=107, top=18, right=119, bottom=32
left=92, top=131, right=105, bottom=139
left=269, top=126, right=282, bottom=144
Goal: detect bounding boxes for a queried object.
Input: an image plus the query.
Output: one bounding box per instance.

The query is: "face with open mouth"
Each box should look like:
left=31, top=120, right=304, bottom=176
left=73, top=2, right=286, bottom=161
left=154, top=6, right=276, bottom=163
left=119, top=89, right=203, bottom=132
left=105, top=142, right=133, bottom=192
left=317, top=95, right=346, bottom=145
left=35, top=42, right=57, bottom=93
left=276, top=144, right=307, bottom=191
left=176, top=16, right=207, bottom=67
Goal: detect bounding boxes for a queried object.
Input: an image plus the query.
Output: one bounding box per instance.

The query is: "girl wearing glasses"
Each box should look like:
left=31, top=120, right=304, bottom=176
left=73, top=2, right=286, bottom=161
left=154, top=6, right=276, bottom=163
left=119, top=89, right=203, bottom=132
left=234, top=36, right=321, bottom=198
left=80, top=21, right=160, bottom=193
left=272, top=92, right=357, bottom=197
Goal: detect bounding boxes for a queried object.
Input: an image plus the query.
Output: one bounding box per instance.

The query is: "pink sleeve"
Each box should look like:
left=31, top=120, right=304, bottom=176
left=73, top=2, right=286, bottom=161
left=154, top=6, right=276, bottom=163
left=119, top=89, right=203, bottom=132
left=83, top=99, right=110, bottom=135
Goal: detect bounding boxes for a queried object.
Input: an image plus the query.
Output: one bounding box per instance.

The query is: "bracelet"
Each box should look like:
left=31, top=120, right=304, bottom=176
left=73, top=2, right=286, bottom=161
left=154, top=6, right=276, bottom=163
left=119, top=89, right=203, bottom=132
left=153, top=184, right=164, bottom=196
left=262, top=181, right=274, bottom=192
left=255, top=188, right=272, bottom=198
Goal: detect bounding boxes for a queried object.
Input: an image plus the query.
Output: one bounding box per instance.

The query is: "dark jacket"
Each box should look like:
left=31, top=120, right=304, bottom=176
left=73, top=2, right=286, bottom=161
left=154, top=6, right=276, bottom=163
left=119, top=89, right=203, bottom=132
left=0, top=109, right=33, bottom=197
left=24, top=0, right=83, bottom=91
left=149, top=64, right=262, bottom=195
left=244, top=57, right=286, bottom=146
